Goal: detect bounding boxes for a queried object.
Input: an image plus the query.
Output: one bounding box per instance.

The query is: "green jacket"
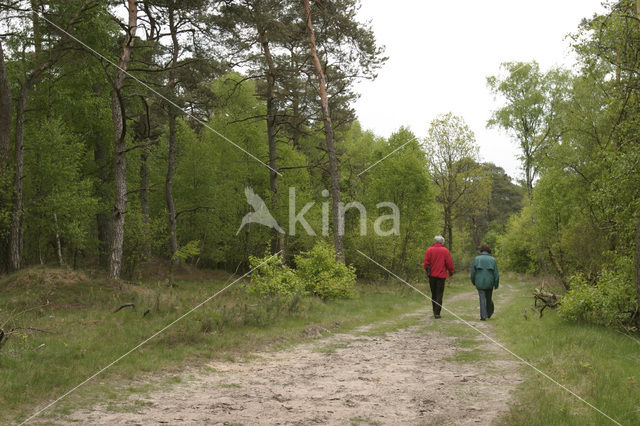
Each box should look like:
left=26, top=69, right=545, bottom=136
left=470, top=252, right=499, bottom=290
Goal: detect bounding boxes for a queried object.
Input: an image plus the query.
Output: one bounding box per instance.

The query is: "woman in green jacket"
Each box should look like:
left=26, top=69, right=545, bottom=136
left=470, top=244, right=499, bottom=321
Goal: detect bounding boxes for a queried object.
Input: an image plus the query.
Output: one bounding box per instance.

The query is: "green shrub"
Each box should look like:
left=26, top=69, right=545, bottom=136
left=559, top=270, right=637, bottom=327
left=295, top=242, right=357, bottom=300
left=247, top=254, right=305, bottom=299
left=172, top=240, right=201, bottom=263
left=496, top=208, right=538, bottom=274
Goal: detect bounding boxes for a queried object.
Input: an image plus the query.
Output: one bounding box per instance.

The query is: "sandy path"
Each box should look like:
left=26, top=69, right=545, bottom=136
left=65, top=290, right=522, bottom=425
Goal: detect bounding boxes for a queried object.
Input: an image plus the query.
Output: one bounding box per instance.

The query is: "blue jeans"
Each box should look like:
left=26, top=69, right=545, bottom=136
left=477, top=289, right=494, bottom=320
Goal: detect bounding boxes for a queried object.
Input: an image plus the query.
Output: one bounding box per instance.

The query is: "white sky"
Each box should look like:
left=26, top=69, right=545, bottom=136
left=354, top=0, right=606, bottom=181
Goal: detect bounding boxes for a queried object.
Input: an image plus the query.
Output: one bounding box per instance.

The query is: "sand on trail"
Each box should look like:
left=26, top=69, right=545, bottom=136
left=65, top=291, right=523, bottom=425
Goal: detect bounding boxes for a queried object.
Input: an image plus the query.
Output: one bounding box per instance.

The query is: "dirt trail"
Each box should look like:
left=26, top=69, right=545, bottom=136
left=64, top=289, right=522, bottom=425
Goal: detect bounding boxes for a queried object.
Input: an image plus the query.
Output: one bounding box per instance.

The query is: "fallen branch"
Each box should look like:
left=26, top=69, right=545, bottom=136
left=12, top=326, right=53, bottom=334
left=0, top=326, right=54, bottom=350
left=0, top=301, right=52, bottom=350
left=534, top=288, right=561, bottom=317
left=113, top=303, right=135, bottom=313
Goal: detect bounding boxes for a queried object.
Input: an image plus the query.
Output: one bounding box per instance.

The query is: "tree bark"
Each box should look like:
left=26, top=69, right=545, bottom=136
left=94, top=140, right=110, bottom=266
left=256, top=7, right=284, bottom=257
left=0, top=41, right=10, bottom=273
left=0, top=41, right=10, bottom=169
left=31, top=0, right=42, bottom=56
left=443, top=206, right=453, bottom=253
left=289, top=49, right=302, bottom=149
left=109, top=90, right=126, bottom=279
left=53, top=212, right=64, bottom=266
left=9, top=84, right=28, bottom=271
left=524, top=147, right=533, bottom=201
left=108, top=0, right=138, bottom=279
left=637, top=0, right=640, bottom=36
left=166, top=113, right=178, bottom=258
left=139, top=147, right=150, bottom=258
left=304, top=0, right=345, bottom=262
left=165, top=5, right=179, bottom=260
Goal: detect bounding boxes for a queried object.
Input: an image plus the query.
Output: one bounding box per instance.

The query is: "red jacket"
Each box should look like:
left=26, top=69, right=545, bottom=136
left=424, top=243, right=454, bottom=278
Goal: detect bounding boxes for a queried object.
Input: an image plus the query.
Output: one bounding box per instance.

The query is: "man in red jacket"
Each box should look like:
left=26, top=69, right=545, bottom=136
left=424, top=235, right=454, bottom=318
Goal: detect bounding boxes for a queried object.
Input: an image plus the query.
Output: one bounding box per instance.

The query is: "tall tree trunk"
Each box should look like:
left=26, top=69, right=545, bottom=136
left=291, top=89, right=301, bottom=149
left=256, top=14, right=284, bottom=257
left=166, top=113, right=178, bottom=258
left=109, top=89, right=126, bottom=279
left=525, top=156, right=533, bottom=201
left=31, top=0, right=42, bottom=56
left=139, top=147, right=150, bottom=258
left=548, top=247, right=569, bottom=290
left=94, top=140, right=110, bottom=266
left=53, top=212, right=64, bottom=266
left=0, top=41, right=10, bottom=168
left=304, top=0, right=345, bottom=262
left=637, top=0, right=640, bottom=35
left=108, top=0, right=138, bottom=279
left=9, top=85, right=28, bottom=271
left=165, top=6, right=179, bottom=260
left=0, top=41, right=10, bottom=273
left=37, top=226, right=43, bottom=265
left=289, top=49, right=302, bottom=149
left=443, top=206, right=453, bottom=253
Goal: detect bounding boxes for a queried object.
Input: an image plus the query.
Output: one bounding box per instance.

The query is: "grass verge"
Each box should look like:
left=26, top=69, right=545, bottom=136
left=491, top=275, right=640, bottom=425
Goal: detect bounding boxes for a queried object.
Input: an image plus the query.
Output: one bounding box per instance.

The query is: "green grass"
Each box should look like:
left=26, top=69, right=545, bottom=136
left=444, top=347, right=490, bottom=363
left=313, top=342, right=350, bottom=353
left=491, top=276, right=640, bottom=426
left=0, top=266, right=432, bottom=423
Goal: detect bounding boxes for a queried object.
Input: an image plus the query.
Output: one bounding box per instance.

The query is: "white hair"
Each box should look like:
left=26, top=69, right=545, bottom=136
left=434, top=235, right=445, bottom=244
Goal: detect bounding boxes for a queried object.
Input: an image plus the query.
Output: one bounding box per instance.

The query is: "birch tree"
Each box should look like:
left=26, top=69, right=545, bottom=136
left=425, top=113, right=482, bottom=254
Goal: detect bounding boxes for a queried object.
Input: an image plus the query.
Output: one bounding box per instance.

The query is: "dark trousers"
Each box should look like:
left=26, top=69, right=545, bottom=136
left=429, top=276, right=446, bottom=316
left=477, top=289, right=494, bottom=319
